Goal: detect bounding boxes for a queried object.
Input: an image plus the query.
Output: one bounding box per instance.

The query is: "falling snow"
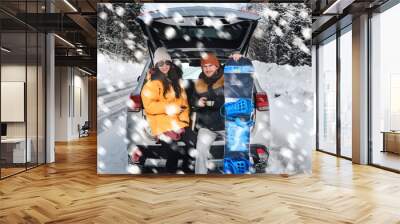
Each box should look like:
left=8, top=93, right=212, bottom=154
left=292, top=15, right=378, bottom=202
left=97, top=3, right=313, bottom=175
left=164, top=27, right=177, bottom=40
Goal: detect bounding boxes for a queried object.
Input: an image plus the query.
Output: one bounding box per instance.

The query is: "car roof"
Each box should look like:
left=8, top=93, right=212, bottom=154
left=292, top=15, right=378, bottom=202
left=137, top=6, right=260, bottom=65
left=139, top=6, right=260, bottom=21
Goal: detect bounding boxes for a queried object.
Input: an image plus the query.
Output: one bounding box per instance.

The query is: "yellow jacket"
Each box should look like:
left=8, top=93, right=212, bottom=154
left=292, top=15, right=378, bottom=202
left=141, top=79, right=189, bottom=136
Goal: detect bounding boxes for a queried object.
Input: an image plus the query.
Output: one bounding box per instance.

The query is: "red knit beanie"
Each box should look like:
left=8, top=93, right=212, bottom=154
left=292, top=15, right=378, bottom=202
left=201, top=53, right=220, bottom=68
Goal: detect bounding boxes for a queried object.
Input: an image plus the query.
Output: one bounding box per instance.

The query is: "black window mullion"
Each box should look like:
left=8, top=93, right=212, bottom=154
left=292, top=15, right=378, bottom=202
left=36, top=0, right=39, bottom=167
left=316, top=44, right=320, bottom=151
left=25, top=0, right=28, bottom=171
left=367, top=10, right=373, bottom=165
left=0, top=26, right=2, bottom=179
left=336, top=28, right=341, bottom=157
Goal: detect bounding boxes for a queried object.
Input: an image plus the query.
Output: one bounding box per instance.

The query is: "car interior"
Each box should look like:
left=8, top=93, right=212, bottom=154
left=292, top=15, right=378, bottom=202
left=132, top=8, right=262, bottom=170
left=137, top=57, right=264, bottom=171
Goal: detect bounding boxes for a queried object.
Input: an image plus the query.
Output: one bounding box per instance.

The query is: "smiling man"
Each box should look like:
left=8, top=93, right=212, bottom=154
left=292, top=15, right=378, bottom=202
left=192, top=52, right=226, bottom=174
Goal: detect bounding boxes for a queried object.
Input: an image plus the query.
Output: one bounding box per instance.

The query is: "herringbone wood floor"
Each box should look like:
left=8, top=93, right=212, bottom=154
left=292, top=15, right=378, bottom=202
left=1, top=135, right=400, bottom=224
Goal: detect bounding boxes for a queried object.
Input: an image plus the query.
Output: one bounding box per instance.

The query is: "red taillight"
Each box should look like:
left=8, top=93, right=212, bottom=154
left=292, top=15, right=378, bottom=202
left=256, top=148, right=265, bottom=155
left=129, top=95, right=142, bottom=112
left=256, top=147, right=268, bottom=162
left=129, top=147, right=143, bottom=164
left=255, top=92, right=269, bottom=111
left=133, top=148, right=143, bottom=163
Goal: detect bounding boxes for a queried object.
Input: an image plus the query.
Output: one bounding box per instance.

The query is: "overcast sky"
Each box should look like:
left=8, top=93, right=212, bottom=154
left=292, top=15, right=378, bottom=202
left=143, top=3, right=246, bottom=12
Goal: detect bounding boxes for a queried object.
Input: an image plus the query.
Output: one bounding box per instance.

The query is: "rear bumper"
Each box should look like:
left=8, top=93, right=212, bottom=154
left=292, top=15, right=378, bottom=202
left=129, top=144, right=269, bottom=173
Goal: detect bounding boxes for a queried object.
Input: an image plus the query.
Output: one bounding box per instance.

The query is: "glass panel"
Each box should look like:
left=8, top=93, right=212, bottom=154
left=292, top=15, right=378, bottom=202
left=371, top=4, right=400, bottom=171
left=318, top=36, right=337, bottom=154
left=181, top=63, right=202, bottom=80
left=390, top=75, right=400, bottom=130
left=38, top=32, right=45, bottom=165
left=1, top=31, right=27, bottom=177
left=0, top=1, right=46, bottom=178
left=0, top=1, right=26, bottom=13
left=0, top=1, right=28, bottom=32
left=26, top=0, right=39, bottom=169
left=27, top=31, right=38, bottom=169
left=340, top=28, right=352, bottom=158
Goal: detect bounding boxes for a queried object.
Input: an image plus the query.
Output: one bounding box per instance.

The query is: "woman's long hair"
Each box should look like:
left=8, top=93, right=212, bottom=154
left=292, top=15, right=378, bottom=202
left=150, top=63, right=183, bottom=98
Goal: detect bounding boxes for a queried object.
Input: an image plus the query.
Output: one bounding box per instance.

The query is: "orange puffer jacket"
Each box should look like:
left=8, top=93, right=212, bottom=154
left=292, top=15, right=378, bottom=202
left=141, top=79, right=189, bottom=136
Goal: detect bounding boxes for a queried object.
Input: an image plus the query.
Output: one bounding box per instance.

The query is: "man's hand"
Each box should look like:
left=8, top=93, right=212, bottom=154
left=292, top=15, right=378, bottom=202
left=197, top=97, right=207, bottom=107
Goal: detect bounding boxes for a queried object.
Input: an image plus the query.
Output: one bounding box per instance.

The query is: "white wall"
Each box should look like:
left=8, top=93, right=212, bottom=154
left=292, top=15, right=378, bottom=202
left=1, top=63, right=46, bottom=164
left=1, top=82, right=25, bottom=122
left=1, top=65, right=35, bottom=138
left=1, top=65, right=25, bottom=133
left=352, top=14, right=369, bottom=164
left=55, top=66, right=69, bottom=141
left=46, top=33, right=55, bottom=163
left=55, top=66, right=89, bottom=141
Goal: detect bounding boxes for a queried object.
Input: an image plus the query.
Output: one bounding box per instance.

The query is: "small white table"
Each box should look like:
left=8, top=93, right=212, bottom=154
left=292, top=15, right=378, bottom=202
left=1, top=138, right=31, bottom=163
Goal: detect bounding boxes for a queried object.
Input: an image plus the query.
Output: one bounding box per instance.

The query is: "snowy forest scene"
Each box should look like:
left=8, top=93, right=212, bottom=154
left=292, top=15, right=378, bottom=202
left=97, top=3, right=313, bottom=175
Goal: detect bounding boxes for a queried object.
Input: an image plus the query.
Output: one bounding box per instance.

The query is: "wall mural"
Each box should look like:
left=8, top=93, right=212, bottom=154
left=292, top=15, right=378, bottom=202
left=97, top=3, right=313, bottom=175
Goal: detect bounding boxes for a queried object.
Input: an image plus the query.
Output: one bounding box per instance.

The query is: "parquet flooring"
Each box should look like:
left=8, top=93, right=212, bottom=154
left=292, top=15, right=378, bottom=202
left=1, top=167, right=26, bottom=177
left=1, top=135, right=400, bottom=223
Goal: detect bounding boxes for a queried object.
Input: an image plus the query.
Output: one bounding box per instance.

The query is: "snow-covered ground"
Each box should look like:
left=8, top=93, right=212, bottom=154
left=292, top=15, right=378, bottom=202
left=97, top=53, right=146, bottom=173
left=253, top=61, right=314, bottom=174
left=97, top=53, right=145, bottom=131
left=97, top=55, right=314, bottom=174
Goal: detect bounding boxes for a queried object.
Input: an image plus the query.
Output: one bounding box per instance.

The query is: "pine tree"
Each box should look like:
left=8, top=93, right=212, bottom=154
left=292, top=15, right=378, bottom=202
left=97, top=3, right=147, bottom=63
left=244, top=3, right=311, bottom=66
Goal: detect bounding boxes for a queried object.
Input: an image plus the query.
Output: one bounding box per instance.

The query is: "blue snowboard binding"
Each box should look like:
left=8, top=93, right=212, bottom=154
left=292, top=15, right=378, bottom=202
left=224, top=98, right=254, bottom=120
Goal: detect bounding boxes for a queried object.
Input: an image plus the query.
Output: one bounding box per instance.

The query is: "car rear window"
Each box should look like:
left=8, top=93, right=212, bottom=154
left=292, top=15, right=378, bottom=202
left=181, top=63, right=201, bottom=80
left=149, top=20, right=251, bottom=49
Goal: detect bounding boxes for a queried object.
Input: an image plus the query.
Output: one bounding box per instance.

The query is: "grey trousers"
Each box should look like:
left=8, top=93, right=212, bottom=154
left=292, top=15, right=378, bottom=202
left=195, top=128, right=225, bottom=174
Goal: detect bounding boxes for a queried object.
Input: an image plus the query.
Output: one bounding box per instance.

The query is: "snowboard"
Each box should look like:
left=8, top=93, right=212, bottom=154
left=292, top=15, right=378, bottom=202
left=223, top=57, right=255, bottom=174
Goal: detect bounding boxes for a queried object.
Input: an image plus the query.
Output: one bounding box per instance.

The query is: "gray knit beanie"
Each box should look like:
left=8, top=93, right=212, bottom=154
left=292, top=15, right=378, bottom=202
left=153, top=47, right=172, bottom=65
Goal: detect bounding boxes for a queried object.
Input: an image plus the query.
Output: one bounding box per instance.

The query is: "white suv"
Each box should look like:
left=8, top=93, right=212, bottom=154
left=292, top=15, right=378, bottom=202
left=126, top=6, right=271, bottom=173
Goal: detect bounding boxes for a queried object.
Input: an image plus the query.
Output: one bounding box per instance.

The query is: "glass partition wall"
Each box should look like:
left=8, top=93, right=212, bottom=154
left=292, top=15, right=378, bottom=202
left=316, top=0, right=400, bottom=172
left=0, top=31, right=27, bottom=177
left=316, top=25, right=353, bottom=159
left=0, top=1, right=46, bottom=179
left=339, top=26, right=352, bottom=159
left=370, top=3, right=400, bottom=171
left=317, top=35, right=337, bottom=155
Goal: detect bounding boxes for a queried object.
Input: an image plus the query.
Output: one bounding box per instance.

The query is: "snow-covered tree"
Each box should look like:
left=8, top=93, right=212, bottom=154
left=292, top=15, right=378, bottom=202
left=244, top=3, right=311, bottom=66
left=97, top=3, right=147, bottom=63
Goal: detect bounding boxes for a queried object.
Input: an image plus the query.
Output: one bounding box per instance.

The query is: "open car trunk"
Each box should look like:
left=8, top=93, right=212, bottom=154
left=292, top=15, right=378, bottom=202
left=137, top=6, right=260, bottom=65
